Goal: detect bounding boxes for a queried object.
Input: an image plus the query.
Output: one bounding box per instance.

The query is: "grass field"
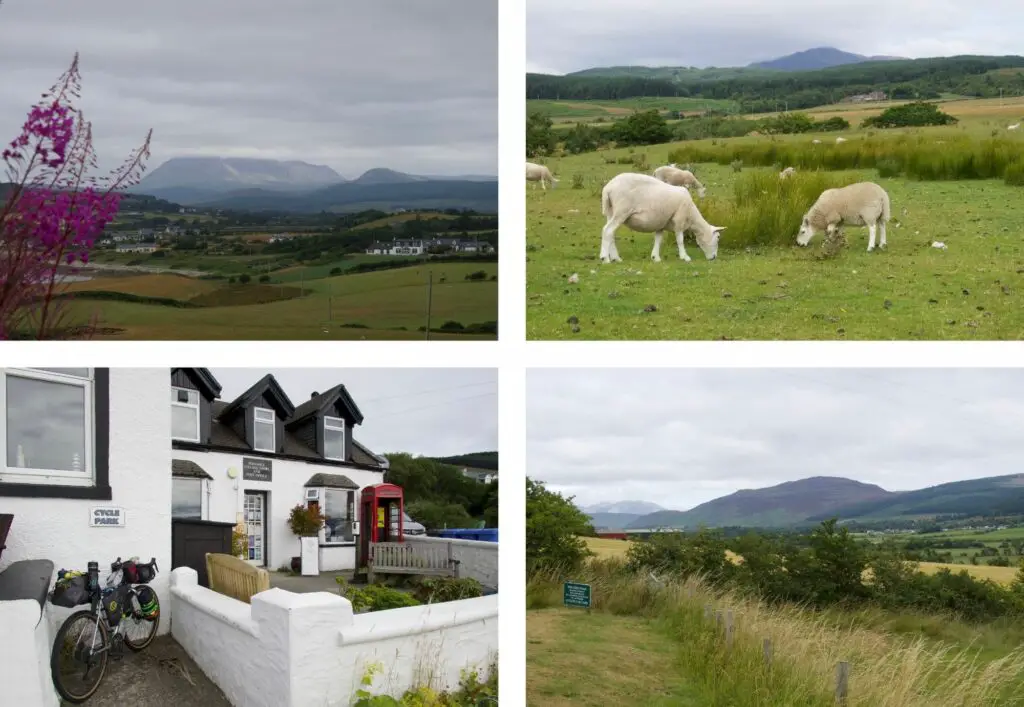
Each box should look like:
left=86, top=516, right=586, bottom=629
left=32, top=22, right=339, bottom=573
left=528, top=566, right=1024, bottom=706
left=60, top=261, right=497, bottom=339
left=582, top=537, right=1019, bottom=584
left=527, top=106, right=1024, bottom=340
left=530, top=97, right=739, bottom=122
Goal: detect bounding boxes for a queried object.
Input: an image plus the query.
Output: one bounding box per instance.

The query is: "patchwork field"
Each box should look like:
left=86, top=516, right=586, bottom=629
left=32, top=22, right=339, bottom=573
left=60, top=261, right=497, bottom=340
left=527, top=120, right=1024, bottom=340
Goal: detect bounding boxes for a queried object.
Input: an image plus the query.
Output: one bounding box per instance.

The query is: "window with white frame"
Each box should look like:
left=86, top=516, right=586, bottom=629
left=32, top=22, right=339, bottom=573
left=172, top=477, right=202, bottom=519
left=0, top=368, right=94, bottom=485
left=324, top=416, right=345, bottom=460
left=171, top=387, right=200, bottom=442
left=253, top=407, right=275, bottom=452
left=322, top=488, right=355, bottom=543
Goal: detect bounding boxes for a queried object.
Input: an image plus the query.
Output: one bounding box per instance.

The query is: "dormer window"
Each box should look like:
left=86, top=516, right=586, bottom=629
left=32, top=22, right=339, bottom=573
left=171, top=387, right=200, bottom=442
left=253, top=407, right=275, bottom=452
left=324, top=416, right=345, bottom=460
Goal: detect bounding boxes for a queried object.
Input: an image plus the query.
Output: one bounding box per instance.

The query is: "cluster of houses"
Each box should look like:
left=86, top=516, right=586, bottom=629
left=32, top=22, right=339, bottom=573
left=846, top=90, right=888, bottom=103
left=365, top=237, right=496, bottom=256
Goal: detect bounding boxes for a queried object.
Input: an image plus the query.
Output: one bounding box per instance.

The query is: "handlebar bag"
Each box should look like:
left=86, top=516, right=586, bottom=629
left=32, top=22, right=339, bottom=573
left=135, top=560, right=157, bottom=584
left=120, top=561, right=140, bottom=584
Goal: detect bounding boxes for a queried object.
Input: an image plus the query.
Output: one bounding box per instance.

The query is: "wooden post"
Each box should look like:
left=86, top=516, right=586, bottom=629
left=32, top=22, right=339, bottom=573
left=725, top=610, right=734, bottom=652
left=763, top=638, right=773, bottom=670
left=835, top=662, right=850, bottom=704
left=715, top=610, right=723, bottom=629
left=425, top=271, right=433, bottom=340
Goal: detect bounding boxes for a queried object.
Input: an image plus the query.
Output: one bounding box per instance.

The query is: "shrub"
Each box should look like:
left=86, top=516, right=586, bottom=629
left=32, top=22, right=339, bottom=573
left=862, top=101, right=958, bottom=128
left=526, top=478, right=594, bottom=574
left=630, top=152, right=649, bottom=172
left=464, top=270, right=489, bottom=281
left=329, top=266, right=342, bottom=275
left=344, top=584, right=421, bottom=613
left=238, top=273, right=251, bottom=284
left=876, top=158, right=902, bottom=178
left=412, top=577, right=484, bottom=604
left=438, top=320, right=464, bottom=331
left=818, top=116, right=851, bottom=131
left=571, top=173, right=585, bottom=189
left=258, top=274, right=270, bottom=283
left=611, top=110, right=671, bottom=146
left=1005, top=158, right=1024, bottom=186
left=730, top=159, right=743, bottom=173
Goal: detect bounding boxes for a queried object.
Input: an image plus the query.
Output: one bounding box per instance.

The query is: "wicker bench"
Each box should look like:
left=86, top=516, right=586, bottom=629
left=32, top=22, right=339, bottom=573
left=205, top=552, right=270, bottom=604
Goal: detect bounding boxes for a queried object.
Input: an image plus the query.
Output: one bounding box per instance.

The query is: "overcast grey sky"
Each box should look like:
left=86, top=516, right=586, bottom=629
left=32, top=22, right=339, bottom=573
left=527, top=369, right=1024, bottom=510
left=527, top=0, right=1020, bottom=74
left=209, top=368, right=496, bottom=458
left=0, top=0, right=497, bottom=177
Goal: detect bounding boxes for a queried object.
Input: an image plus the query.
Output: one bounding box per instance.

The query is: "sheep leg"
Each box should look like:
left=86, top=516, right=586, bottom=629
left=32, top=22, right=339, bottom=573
left=675, top=231, right=692, bottom=262
left=867, top=223, right=877, bottom=252
left=651, top=231, right=663, bottom=262
left=540, top=179, right=547, bottom=191
left=879, top=221, right=887, bottom=248
left=600, top=219, right=623, bottom=263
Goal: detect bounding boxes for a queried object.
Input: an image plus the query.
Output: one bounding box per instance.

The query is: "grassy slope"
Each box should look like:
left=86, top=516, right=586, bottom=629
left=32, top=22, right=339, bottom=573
left=65, top=261, right=497, bottom=340
left=527, top=121, right=1024, bottom=341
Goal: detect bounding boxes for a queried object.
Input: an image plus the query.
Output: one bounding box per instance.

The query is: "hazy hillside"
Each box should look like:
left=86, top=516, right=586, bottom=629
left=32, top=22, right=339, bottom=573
left=585, top=500, right=664, bottom=515
left=809, top=474, right=1024, bottom=522
left=627, top=477, right=893, bottom=529
left=749, top=47, right=906, bottom=71
left=430, top=451, right=499, bottom=471
left=136, top=156, right=345, bottom=195
left=588, top=512, right=643, bottom=529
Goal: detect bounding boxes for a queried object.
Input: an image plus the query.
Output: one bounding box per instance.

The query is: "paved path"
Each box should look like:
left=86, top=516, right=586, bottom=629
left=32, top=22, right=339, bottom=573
left=268, top=569, right=355, bottom=593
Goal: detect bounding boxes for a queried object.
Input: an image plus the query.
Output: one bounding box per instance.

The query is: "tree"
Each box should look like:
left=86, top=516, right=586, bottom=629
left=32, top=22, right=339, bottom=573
left=526, top=112, right=557, bottom=157
left=611, top=110, right=672, bottom=146
left=862, top=101, right=958, bottom=129
left=0, top=54, right=151, bottom=338
left=526, top=477, right=593, bottom=575
left=238, top=273, right=251, bottom=284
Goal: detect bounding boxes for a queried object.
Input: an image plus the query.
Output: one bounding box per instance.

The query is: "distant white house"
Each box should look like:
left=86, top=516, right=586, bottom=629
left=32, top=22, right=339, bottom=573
left=116, top=243, right=159, bottom=254
left=461, top=466, right=497, bottom=484
left=365, top=238, right=495, bottom=256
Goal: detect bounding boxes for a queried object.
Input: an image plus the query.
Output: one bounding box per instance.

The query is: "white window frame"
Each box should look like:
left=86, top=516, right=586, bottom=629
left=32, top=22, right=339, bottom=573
left=171, top=386, right=201, bottom=442
left=324, top=416, right=345, bottom=461
left=322, top=487, right=355, bottom=545
left=0, top=368, right=95, bottom=487
left=253, top=407, right=275, bottom=452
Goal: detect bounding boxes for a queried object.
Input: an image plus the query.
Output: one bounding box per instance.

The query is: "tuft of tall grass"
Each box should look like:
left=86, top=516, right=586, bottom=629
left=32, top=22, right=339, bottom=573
left=668, top=133, right=1024, bottom=185
left=696, top=169, right=850, bottom=249
left=528, top=563, right=1024, bottom=707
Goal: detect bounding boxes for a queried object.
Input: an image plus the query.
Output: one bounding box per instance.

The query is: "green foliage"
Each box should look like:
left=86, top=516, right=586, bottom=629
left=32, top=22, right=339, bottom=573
left=526, top=111, right=557, bottom=157
left=238, top=272, right=251, bottom=284
left=1005, top=158, right=1024, bottom=186
left=287, top=504, right=324, bottom=537
left=818, top=116, right=850, bottom=131
left=758, top=112, right=816, bottom=135
left=405, top=500, right=475, bottom=530
left=570, top=174, right=585, bottom=189
left=669, top=133, right=1024, bottom=185
left=611, top=110, right=671, bottom=146
left=862, top=101, right=958, bottom=128
left=625, top=529, right=736, bottom=585
left=563, top=122, right=607, bottom=154
left=384, top=454, right=497, bottom=528
left=344, top=584, right=421, bottom=613
left=412, top=577, right=484, bottom=604
left=876, top=157, right=901, bottom=178
left=526, top=477, right=594, bottom=574
left=231, top=526, right=247, bottom=558
left=352, top=663, right=497, bottom=707
left=672, top=116, right=753, bottom=141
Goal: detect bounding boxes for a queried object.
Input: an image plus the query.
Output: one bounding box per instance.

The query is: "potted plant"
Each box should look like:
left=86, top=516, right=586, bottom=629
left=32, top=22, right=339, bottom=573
left=287, top=504, right=324, bottom=575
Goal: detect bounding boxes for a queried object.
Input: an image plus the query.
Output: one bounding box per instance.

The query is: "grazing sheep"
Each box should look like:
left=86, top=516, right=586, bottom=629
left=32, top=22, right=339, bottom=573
left=835, top=136, right=848, bottom=144
left=653, top=164, right=707, bottom=198
left=797, top=181, right=891, bottom=252
left=812, top=139, right=822, bottom=144
left=779, top=167, right=797, bottom=180
left=525, top=161, right=559, bottom=189
left=599, top=172, right=726, bottom=263
left=1009, top=123, right=1021, bottom=131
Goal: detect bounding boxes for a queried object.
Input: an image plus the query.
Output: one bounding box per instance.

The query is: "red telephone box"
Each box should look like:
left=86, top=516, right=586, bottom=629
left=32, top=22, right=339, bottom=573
left=359, top=483, right=404, bottom=568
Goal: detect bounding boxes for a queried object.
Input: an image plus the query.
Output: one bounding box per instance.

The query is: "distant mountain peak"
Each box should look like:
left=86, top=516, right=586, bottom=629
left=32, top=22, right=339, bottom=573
left=584, top=500, right=665, bottom=515
left=352, top=168, right=427, bottom=185
left=749, top=47, right=907, bottom=72
left=136, top=156, right=345, bottom=194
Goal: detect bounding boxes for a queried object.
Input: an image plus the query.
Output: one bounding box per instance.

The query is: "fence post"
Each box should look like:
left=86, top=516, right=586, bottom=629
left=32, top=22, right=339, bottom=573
left=715, top=610, right=723, bottom=630
left=725, top=610, right=734, bottom=652
left=763, top=638, right=773, bottom=670
left=835, top=662, right=850, bottom=705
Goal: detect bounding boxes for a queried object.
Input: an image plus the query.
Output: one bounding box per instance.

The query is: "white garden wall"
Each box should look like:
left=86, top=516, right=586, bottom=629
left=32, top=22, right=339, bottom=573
left=0, top=598, right=58, bottom=707
left=170, top=567, right=497, bottom=707
left=405, top=536, right=499, bottom=588
left=173, top=448, right=382, bottom=571
left=0, top=368, right=173, bottom=639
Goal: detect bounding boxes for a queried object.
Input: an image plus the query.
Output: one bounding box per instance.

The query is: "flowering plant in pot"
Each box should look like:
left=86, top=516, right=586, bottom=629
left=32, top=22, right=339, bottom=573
left=287, top=504, right=324, bottom=573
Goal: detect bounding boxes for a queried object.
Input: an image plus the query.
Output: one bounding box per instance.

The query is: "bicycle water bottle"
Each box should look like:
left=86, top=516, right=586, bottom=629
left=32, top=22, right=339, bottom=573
left=87, top=561, right=99, bottom=592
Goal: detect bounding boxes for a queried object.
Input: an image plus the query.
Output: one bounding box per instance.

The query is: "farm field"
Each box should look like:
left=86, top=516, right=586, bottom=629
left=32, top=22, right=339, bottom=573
left=530, top=96, right=739, bottom=123
left=60, top=261, right=497, bottom=340
left=527, top=124, right=1024, bottom=340
left=582, top=537, right=1019, bottom=584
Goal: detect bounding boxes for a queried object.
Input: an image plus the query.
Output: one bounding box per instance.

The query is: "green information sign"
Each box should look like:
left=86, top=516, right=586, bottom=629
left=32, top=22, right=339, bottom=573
left=563, top=581, right=592, bottom=609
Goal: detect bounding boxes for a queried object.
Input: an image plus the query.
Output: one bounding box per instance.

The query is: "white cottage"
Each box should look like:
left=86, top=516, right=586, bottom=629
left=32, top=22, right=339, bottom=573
left=169, top=368, right=388, bottom=572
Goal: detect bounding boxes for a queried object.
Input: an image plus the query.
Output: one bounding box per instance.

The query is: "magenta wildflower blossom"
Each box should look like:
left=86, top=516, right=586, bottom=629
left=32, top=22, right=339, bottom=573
left=0, top=53, right=152, bottom=339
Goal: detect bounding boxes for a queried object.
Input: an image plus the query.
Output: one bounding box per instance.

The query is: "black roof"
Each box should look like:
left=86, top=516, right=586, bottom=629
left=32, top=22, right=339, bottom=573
left=304, top=473, right=360, bottom=489
left=289, top=384, right=364, bottom=426
left=218, top=373, right=295, bottom=420
left=172, top=368, right=222, bottom=399
left=171, top=459, right=212, bottom=479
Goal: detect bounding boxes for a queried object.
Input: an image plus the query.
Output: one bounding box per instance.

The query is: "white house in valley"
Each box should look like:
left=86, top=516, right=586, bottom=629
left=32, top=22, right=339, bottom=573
left=169, top=368, right=388, bottom=572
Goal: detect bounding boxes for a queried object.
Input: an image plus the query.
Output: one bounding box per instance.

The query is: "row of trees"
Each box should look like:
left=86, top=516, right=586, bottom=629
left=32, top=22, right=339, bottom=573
left=527, top=55, right=1024, bottom=109
left=386, top=453, right=498, bottom=530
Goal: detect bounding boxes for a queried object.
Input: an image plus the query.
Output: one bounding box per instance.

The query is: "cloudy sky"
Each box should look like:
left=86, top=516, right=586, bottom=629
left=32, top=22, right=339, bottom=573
left=210, top=368, right=497, bottom=458
left=0, top=0, right=497, bottom=177
left=527, top=0, right=1021, bottom=74
left=527, top=369, right=1024, bottom=510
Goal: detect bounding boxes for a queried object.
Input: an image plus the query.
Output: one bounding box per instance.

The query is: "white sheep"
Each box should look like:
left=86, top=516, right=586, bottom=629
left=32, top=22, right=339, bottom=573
left=653, top=164, right=707, bottom=198
left=1009, top=123, right=1021, bottom=131
left=525, top=161, right=559, bottom=190
left=779, top=167, right=797, bottom=179
left=796, top=181, right=891, bottom=252
left=835, top=137, right=848, bottom=144
left=812, top=139, right=822, bottom=144
left=599, top=172, right=726, bottom=263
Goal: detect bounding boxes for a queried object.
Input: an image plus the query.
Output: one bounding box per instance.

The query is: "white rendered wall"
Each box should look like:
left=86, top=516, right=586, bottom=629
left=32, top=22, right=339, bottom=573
left=169, top=567, right=497, bottom=707
left=404, top=536, right=499, bottom=588
left=0, top=598, right=58, bottom=707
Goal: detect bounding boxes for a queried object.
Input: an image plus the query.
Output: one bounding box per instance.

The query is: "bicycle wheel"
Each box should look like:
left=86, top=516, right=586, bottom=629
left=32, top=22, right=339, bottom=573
left=50, top=610, right=109, bottom=704
left=122, top=587, right=160, bottom=651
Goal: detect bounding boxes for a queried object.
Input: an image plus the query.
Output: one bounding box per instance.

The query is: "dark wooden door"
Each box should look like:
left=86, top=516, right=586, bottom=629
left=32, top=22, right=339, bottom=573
left=171, top=519, right=236, bottom=587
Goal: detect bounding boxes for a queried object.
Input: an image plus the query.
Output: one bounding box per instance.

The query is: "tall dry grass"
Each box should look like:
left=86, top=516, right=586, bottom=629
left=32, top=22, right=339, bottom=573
left=668, top=133, right=1024, bottom=186
left=528, top=560, right=1024, bottom=707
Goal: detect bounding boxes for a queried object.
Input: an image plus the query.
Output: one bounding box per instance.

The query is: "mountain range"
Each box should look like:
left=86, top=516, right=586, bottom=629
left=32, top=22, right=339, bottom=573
left=582, top=501, right=667, bottom=529
left=748, top=47, right=907, bottom=72
left=131, top=157, right=498, bottom=213
left=586, top=475, right=1024, bottom=530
